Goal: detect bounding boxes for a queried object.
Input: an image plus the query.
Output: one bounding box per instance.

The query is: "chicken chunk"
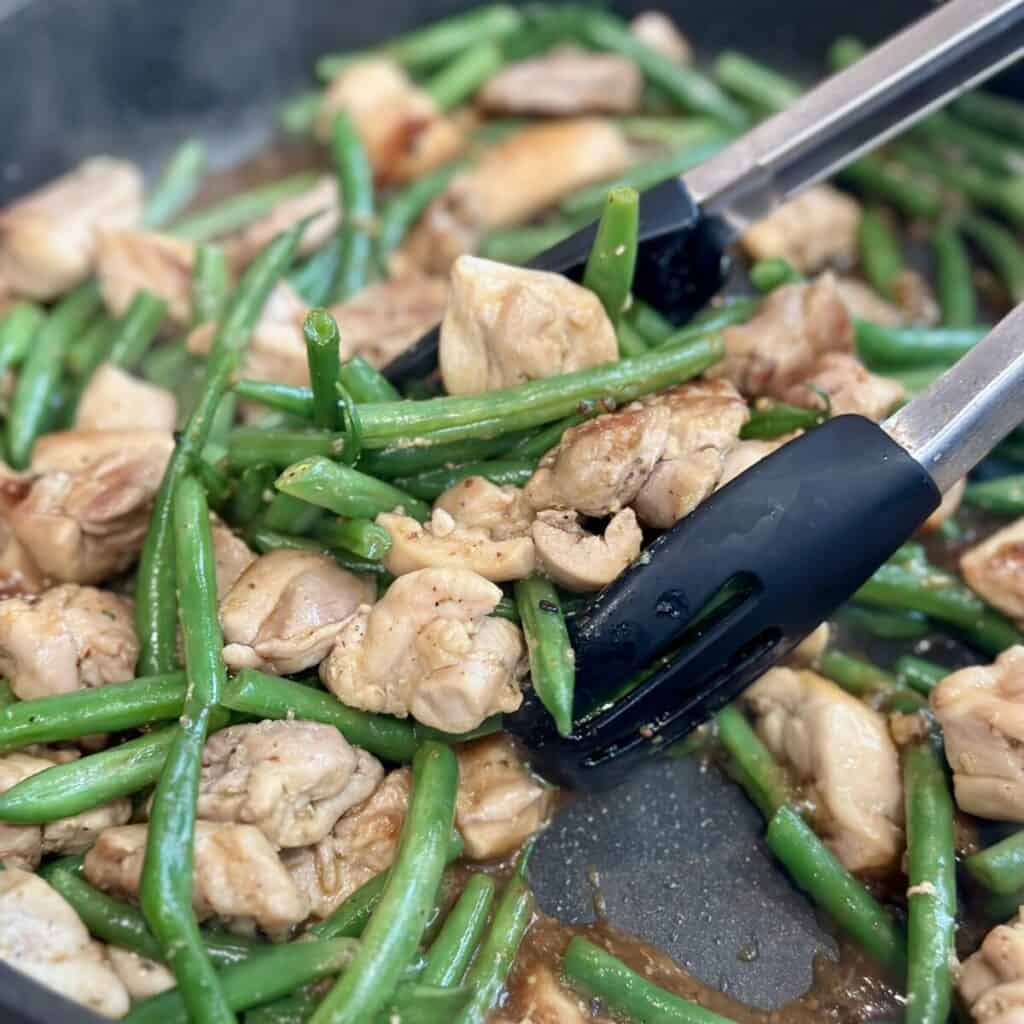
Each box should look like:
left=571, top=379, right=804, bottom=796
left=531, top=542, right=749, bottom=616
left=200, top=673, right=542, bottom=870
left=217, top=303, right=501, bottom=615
left=74, top=362, right=178, bottom=433
left=531, top=508, right=642, bottom=592
left=477, top=47, right=642, bottom=116
left=0, top=513, right=46, bottom=597
left=95, top=228, right=195, bottom=326
left=400, top=120, right=630, bottom=274
left=316, top=58, right=463, bottom=185
left=919, top=477, right=965, bottom=535
left=781, top=352, right=905, bottom=422
left=6, top=430, right=173, bottom=583
left=959, top=910, right=1024, bottom=1023
left=514, top=966, right=590, bottom=1024
left=0, top=868, right=130, bottom=1019
left=220, top=549, right=374, bottom=675
left=455, top=735, right=553, bottom=859
left=961, top=520, right=1024, bottom=623
left=197, top=721, right=383, bottom=848
left=741, top=186, right=861, bottom=273
left=744, top=668, right=903, bottom=872
left=210, top=517, right=257, bottom=599
left=833, top=276, right=907, bottom=327
left=526, top=379, right=749, bottom=528
left=712, top=275, right=854, bottom=399
left=321, top=568, right=525, bottom=733
left=434, top=477, right=535, bottom=541
left=0, top=584, right=137, bottom=700
left=787, top=623, right=831, bottom=668
left=226, top=175, right=339, bottom=270
left=717, top=437, right=785, bottom=488
left=630, top=10, right=693, bottom=62
left=0, top=157, right=142, bottom=301
left=930, top=647, right=1024, bottom=821
left=327, top=275, right=449, bottom=368
left=439, top=256, right=618, bottom=395
left=107, top=948, right=175, bottom=1000
left=283, top=768, right=410, bottom=919
left=84, top=822, right=309, bottom=935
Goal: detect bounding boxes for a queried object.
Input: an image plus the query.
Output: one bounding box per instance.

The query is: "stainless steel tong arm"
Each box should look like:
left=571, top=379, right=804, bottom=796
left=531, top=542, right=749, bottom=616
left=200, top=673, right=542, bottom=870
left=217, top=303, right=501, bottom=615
left=684, top=0, right=1024, bottom=235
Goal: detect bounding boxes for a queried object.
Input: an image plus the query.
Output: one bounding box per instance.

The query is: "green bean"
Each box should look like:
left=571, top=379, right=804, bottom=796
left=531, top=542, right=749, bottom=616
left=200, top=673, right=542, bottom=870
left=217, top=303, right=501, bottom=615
left=336, top=357, right=400, bottom=405
left=960, top=213, right=1024, bottom=303
left=315, top=517, right=392, bottom=560
left=954, top=91, right=1024, bottom=148
left=276, top=91, right=321, bottom=136
left=766, top=806, right=907, bottom=973
left=855, top=556, right=1024, bottom=655
left=884, top=365, right=945, bottom=396
left=514, top=577, right=575, bottom=737
left=583, top=187, right=639, bottom=330
left=170, top=171, right=320, bottom=242
left=914, top=110, right=1024, bottom=178
left=560, top=141, right=728, bottom=221
left=966, top=829, right=1024, bottom=895
left=222, top=669, right=420, bottom=762
left=65, top=315, right=114, bottom=378
left=0, top=302, right=44, bottom=375
left=140, top=475, right=231, bottom=1024
left=507, top=413, right=589, bottom=462
left=854, top=320, right=985, bottom=370
left=310, top=741, right=458, bottom=1024
left=136, top=223, right=303, bottom=676
left=329, top=111, right=374, bottom=303
left=564, top=936, right=736, bottom=1024
left=839, top=604, right=931, bottom=640
left=815, top=649, right=898, bottom=698
left=619, top=115, right=729, bottom=147
left=0, top=672, right=185, bottom=753
left=277, top=456, right=430, bottom=522
left=929, top=221, right=978, bottom=328
left=964, top=474, right=1024, bottom=515
left=617, top=320, right=649, bottom=357
left=895, top=656, right=948, bottom=696
left=237, top=335, right=722, bottom=446
left=714, top=705, right=790, bottom=820
left=228, top=428, right=344, bottom=470
left=197, top=457, right=232, bottom=509
left=106, top=290, right=168, bottom=370
left=624, top=299, right=674, bottom=345
left=425, top=41, right=503, bottom=112
left=838, top=155, right=943, bottom=220
left=6, top=280, right=101, bottom=468
left=657, top=316, right=747, bottom=353
left=290, top=237, right=343, bottom=306
left=829, top=35, right=867, bottom=71
left=192, top=243, right=231, bottom=327
left=903, top=742, right=956, bottom=1024
left=42, top=866, right=258, bottom=969
left=712, top=51, right=801, bottom=114
left=316, top=5, right=522, bottom=79
left=420, top=875, right=496, bottom=988
left=858, top=206, right=903, bottom=300
left=229, top=463, right=274, bottom=524
left=579, top=10, right=747, bottom=130
left=392, top=458, right=535, bottom=502
left=245, top=990, right=321, bottom=1024
left=126, top=938, right=365, bottom=1024
left=244, top=527, right=388, bottom=576
left=479, top=223, right=576, bottom=265
left=299, top=309, right=343, bottom=430
left=260, top=490, right=323, bottom=535
left=141, top=337, right=193, bottom=386
left=749, top=258, right=802, bottom=293
left=143, top=140, right=208, bottom=229
left=740, top=400, right=823, bottom=440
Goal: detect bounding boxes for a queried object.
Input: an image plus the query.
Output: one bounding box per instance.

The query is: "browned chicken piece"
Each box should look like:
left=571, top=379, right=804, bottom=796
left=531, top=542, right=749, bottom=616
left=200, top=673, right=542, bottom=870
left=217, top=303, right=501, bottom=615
left=226, top=175, right=339, bottom=270
left=961, top=520, right=1024, bottom=622
left=316, top=58, right=463, bottom=186
left=0, top=512, right=47, bottom=598
left=188, top=280, right=311, bottom=389
left=197, top=720, right=383, bottom=848
left=712, top=275, right=854, bottom=399
left=919, top=478, right=965, bottom=535
left=210, top=517, right=257, bottom=599
left=931, top=647, right=1024, bottom=821
left=283, top=767, right=410, bottom=919
left=0, top=868, right=130, bottom=1019
left=526, top=380, right=749, bottom=528
left=513, top=966, right=590, bottom=1024
left=95, top=228, right=195, bottom=326
left=327, top=276, right=449, bottom=368
left=106, top=948, right=175, bottom=1000
left=832, top=276, right=907, bottom=327
left=320, top=567, right=525, bottom=733
left=531, top=508, right=642, bottom=592
left=717, top=437, right=785, bottom=489
left=434, top=476, right=535, bottom=540
left=786, top=623, right=831, bottom=668
left=440, top=256, right=618, bottom=395
left=741, top=186, right=861, bottom=273
left=0, top=157, right=142, bottom=301
left=3, top=430, right=173, bottom=584
left=958, top=910, right=1024, bottom=1023
left=84, top=822, right=309, bottom=936
left=219, top=549, right=374, bottom=675
left=892, top=268, right=940, bottom=326
left=477, top=47, right=643, bottom=116
left=455, top=735, right=553, bottom=859
left=781, top=352, right=905, bottom=422
left=0, top=585, right=137, bottom=700
left=630, top=11, right=693, bottom=63
left=744, top=667, right=904, bottom=872
left=399, top=120, right=630, bottom=275
left=74, top=362, right=178, bottom=433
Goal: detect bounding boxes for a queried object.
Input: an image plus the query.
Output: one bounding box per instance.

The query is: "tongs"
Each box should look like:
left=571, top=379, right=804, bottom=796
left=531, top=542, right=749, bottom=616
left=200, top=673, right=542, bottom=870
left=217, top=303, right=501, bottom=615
left=411, top=0, right=1024, bottom=789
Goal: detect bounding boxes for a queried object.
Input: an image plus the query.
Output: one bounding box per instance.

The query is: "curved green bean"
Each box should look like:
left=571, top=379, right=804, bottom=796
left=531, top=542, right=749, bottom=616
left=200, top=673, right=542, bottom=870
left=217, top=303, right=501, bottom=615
left=966, top=829, right=1024, bottom=896
left=421, top=875, right=496, bottom=987
left=583, top=187, right=639, bottom=332
left=329, top=111, right=374, bottom=303
left=854, top=320, right=985, bottom=369
left=515, top=576, right=575, bottom=737
left=143, top=140, right=208, bottom=229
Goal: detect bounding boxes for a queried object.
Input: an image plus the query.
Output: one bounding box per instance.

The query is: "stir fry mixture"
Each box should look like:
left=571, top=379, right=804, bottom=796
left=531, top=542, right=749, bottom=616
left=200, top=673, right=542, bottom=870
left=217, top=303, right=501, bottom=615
left=3, top=5, right=1024, bottom=1023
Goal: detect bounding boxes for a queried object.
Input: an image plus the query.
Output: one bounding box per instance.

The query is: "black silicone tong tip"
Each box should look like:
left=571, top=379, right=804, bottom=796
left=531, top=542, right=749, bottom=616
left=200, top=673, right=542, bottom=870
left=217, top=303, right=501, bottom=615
left=382, top=177, right=731, bottom=385
left=505, top=416, right=941, bottom=790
